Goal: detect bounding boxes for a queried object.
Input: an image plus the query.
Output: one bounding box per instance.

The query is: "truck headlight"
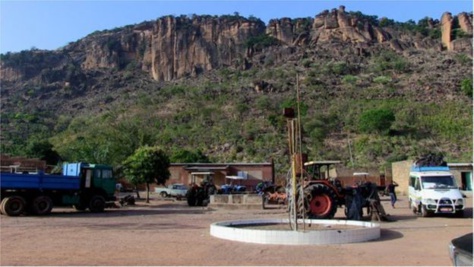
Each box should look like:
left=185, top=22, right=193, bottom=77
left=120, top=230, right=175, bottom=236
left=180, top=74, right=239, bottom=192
left=456, top=198, right=463, bottom=205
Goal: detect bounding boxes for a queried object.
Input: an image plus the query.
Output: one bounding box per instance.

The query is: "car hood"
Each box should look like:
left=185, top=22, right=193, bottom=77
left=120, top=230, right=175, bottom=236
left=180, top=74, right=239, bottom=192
left=451, top=233, right=473, bottom=256
left=421, top=189, right=463, bottom=199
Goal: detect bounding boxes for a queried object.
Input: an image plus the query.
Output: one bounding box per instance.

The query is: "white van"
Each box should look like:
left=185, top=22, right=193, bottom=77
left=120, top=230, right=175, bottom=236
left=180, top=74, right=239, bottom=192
left=408, top=166, right=464, bottom=217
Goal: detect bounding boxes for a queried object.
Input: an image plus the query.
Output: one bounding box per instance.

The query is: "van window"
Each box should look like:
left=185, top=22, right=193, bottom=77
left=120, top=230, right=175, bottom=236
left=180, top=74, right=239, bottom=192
left=421, top=175, right=457, bottom=189
left=415, top=179, right=421, bottom=190
left=409, top=176, right=416, bottom=187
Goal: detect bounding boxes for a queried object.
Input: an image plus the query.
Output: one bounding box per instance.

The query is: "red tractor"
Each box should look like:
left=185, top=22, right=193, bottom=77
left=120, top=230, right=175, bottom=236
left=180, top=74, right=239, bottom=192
left=299, top=160, right=381, bottom=220
left=299, top=160, right=345, bottom=219
left=283, top=107, right=385, bottom=221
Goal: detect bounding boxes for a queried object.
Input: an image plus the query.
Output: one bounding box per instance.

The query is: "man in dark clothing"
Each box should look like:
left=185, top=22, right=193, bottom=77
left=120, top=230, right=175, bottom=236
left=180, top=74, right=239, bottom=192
left=386, top=181, right=399, bottom=208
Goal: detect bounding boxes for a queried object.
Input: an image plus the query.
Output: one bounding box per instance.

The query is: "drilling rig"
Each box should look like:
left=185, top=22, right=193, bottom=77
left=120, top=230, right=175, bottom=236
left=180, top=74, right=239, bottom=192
left=283, top=79, right=388, bottom=228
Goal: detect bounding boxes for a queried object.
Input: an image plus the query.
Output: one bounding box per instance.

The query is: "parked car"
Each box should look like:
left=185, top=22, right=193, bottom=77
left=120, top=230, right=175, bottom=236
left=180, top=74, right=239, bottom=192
left=448, top=233, right=473, bottom=266
left=155, top=184, right=188, bottom=199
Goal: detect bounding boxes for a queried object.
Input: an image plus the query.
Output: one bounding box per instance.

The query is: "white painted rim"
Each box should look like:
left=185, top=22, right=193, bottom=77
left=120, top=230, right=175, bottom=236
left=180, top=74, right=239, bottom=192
left=210, top=218, right=380, bottom=245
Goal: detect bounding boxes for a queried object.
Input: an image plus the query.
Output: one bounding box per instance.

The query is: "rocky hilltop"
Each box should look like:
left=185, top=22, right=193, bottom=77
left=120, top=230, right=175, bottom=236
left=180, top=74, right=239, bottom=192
left=1, top=6, right=472, bottom=83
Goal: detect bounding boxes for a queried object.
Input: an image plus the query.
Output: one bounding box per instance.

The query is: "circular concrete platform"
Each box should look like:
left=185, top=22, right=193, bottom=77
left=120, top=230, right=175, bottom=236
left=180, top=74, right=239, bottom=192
left=210, top=218, right=380, bottom=245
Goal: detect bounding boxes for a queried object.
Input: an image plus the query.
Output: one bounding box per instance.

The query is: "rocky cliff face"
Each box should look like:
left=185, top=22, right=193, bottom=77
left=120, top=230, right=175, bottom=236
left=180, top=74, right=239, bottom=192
left=1, top=7, right=472, bottom=84
left=441, top=11, right=473, bottom=51
left=62, top=15, right=266, bottom=82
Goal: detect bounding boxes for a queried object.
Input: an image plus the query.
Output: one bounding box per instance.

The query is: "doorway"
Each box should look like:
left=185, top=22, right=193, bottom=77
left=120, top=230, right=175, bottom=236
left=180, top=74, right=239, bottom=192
left=461, top=172, right=472, bottom=191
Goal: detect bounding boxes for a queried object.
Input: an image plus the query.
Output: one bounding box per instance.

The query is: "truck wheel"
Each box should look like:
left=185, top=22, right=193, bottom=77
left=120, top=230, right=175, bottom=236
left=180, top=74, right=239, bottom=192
left=305, top=184, right=338, bottom=219
left=160, top=192, right=168, bottom=198
left=31, top=195, right=53, bottom=215
left=421, top=204, right=431, bottom=217
left=89, top=195, right=106, bottom=212
left=0, top=198, right=7, bottom=215
left=2, top=196, right=26, bottom=216
left=455, top=210, right=464, bottom=218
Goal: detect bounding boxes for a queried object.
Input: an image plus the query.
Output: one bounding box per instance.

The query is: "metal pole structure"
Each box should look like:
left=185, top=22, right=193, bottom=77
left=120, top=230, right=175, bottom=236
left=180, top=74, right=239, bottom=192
left=295, top=73, right=306, bottom=231
left=291, top=120, right=298, bottom=231
left=284, top=73, right=307, bottom=231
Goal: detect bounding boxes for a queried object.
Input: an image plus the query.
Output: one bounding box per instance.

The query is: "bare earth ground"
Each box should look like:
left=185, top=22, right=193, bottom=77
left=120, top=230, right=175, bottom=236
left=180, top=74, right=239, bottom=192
left=1, top=192, right=472, bottom=266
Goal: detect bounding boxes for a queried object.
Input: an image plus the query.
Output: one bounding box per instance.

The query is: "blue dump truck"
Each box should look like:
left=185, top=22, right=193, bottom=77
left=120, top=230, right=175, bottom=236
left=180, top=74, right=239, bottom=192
left=0, top=162, right=116, bottom=216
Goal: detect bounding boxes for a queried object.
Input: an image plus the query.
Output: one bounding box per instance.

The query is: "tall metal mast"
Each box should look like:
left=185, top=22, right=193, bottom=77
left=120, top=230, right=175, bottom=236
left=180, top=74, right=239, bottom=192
left=284, top=74, right=306, bottom=231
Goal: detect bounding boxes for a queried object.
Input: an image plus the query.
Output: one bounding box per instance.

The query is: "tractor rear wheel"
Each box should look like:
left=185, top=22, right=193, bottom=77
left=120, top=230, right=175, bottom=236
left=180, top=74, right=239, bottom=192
left=187, top=189, right=197, bottom=206
left=305, top=184, right=338, bottom=219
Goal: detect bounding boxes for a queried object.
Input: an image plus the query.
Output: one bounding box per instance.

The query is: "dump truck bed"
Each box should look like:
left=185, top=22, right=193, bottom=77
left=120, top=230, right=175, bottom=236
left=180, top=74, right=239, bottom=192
left=0, top=172, right=81, bottom=190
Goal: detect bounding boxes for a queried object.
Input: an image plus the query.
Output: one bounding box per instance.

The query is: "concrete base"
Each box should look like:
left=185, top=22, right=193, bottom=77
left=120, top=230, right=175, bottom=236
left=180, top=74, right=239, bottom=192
left=210, top=218, right=380, bottom=245
left=210, top=194, right=262, bottom=205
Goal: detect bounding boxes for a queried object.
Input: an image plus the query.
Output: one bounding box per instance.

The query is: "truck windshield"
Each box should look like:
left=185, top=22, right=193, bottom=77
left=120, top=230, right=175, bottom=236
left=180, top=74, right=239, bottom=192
left=421, top=176, right=457, bottom=189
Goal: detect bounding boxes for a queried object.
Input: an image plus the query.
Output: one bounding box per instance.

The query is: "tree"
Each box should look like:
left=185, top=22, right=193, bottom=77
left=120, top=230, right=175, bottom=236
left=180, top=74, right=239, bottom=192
left=170, top=148, right=210, bottom=163
left=358, top=108, right=395, bottom=135
left=122, top=146, right=171, bottom=203
left=25, top=140, right=62, bottom=165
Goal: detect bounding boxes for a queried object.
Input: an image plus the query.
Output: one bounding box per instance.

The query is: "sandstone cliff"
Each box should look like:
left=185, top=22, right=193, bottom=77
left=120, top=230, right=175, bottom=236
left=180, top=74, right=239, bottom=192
left=1, top=8, right=472, bottom=84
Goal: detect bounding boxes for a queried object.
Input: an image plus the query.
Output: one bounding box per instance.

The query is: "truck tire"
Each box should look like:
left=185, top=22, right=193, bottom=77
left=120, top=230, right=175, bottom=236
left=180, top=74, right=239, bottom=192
left=89, top=195, right=106, bottom=213
left=2, top=196, right=26, bottom=216
left=305, top=184, right=338, bottom=219
left=421, top=204, right=431, bottom=217
left=160, top=192, right=168, bottom=198
left=455, top=210, right=464, bottom=218
left=0, top=198, right=7, bottom=214
left=31, top=195, right=53, bottom=215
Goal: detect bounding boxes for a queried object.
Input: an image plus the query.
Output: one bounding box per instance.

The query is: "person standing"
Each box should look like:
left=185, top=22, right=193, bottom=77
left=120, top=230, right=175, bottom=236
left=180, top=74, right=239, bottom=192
left=386, top=180, right=399, bottom=208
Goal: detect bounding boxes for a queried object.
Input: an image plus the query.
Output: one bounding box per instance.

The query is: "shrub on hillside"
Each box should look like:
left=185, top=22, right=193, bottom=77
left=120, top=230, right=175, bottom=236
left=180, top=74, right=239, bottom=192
left=461, top=78, right=473, bottom=98
left=358, top=108, right=395, bottom=135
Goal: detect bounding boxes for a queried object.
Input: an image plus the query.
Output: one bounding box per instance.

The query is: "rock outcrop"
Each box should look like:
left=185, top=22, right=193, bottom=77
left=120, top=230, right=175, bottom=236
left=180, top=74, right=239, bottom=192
left=1, top=7, right=472, bottom=84
left=441, top=12, right=473, bottom=51
left=458, top=12, right=473, bottom=35
left=441, top=12, right=454, bottom=50
left=310, top=6, right=383, bottom=44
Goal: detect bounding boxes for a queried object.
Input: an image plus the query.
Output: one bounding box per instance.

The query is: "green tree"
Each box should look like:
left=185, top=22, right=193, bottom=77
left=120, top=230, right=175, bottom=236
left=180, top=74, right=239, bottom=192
left=358, top=108, right=395, bottom=135
left=170, top=149, right=210, bottom=163
left=122, top=146, right=171, bottom=203
left=25, top=140, right=62, bottom=165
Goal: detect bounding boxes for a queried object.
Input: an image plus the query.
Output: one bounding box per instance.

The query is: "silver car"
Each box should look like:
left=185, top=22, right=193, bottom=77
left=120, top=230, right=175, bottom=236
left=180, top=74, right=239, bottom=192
left=448, top=233, right=473, bottom=266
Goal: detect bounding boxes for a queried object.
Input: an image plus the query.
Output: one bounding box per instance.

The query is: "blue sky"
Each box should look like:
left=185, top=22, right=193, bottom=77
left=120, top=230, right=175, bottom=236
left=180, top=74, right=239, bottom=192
left=0, top=0, right=472, bottom=54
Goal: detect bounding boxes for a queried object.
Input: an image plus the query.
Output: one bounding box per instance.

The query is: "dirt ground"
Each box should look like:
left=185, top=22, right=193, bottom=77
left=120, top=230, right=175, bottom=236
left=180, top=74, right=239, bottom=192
left=1, top=192, right=472, bottom=266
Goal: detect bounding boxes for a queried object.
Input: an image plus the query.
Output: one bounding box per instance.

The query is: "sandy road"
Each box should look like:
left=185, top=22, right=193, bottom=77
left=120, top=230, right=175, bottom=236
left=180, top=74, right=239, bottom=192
left=0, top=193, right=472, bottom=266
